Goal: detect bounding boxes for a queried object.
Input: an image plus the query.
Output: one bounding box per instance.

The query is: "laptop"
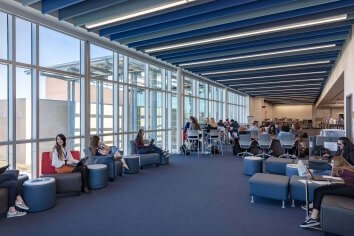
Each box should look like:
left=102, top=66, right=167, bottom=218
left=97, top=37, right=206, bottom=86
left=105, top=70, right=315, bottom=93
left=67, top=158, right=87, bottom=167
left=306, top=165, right=334, bottom=181
left=0, top=165, right=10, bottom=175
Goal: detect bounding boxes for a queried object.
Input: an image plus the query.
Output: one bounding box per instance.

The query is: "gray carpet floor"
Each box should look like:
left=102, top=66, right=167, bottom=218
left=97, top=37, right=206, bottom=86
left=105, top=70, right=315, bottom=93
left=0, top=151, right=322, bottom=236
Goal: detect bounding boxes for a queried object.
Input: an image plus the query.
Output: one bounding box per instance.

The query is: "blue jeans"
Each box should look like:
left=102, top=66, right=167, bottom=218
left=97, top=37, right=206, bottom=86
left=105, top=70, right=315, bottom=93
left=137, top=144, right=164, bottom=155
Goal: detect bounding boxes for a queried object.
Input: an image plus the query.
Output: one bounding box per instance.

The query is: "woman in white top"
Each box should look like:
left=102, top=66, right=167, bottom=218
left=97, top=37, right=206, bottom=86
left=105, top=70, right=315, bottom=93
left=51, top=134, right=90, bottom=193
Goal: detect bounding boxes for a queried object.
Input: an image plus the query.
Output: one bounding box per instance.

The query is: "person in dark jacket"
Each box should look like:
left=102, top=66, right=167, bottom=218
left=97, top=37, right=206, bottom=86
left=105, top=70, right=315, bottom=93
left=0, top=169, right=29, bottom=218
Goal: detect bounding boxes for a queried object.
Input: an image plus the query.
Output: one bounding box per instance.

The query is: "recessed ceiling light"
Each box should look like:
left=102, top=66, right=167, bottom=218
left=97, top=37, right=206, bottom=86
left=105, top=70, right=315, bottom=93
left=86, top=0, right=197, bottom=29
left=145, top=15, right=347, bottom=53
left=217, top=71, right=327, bottom=82
left=180, top=45, right=336, bottom=66
left=202, top=61, right=330, bottom=76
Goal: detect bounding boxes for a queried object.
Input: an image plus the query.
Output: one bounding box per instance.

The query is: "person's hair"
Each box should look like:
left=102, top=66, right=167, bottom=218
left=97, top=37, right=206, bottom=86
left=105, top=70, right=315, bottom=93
left=268, top=125, right=276, bottom=134
left=252, top=121, right=257, bottom=126
left=190, top=116, right=200, bottom=130
left=281, top=125, right=290, bottom=132
left=338, top=137, right=354, bottom=160
left=89, top=135, right=100, bottom=155
left=135, top=129, right=144, bottom=144
left=54, top=134, right=66, bottom=161
left=230, top=119, right=234, bottom=122
left=331, top=156, right=354, bottom=176
left=210, top=118, right=217, bottom=128
left=260, top=127, right=266, bottom=133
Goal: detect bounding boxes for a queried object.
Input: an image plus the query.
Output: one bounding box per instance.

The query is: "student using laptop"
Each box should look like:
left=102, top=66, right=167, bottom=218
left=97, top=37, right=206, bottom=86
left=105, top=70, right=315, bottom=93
left=51, top=134, right=90, bottom=193
left=135, top=129, right=170, bottom=157
left=0, top=167, right=29, bottom=218
left=300, top=156, right=354, bottom=228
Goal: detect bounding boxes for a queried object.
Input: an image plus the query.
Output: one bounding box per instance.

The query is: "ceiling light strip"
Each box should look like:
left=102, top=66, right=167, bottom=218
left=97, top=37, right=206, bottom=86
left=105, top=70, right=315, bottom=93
left=217, top=71, right=327, bottom=82
left=86, top=0, right=197, bottom=29
left=202, top=61, right=330, bottom=76
left=237, top=83, right=323, bottom=90
left=228, top=78, right=324, bottom=86
left=180, top=44, right=336, bottom=66
left=145, top=15, right=347, bottom=53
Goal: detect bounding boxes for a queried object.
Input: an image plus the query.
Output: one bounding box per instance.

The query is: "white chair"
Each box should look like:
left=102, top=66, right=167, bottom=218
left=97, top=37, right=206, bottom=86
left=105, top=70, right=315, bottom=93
left=187, top=129, right=200, bottom=157
left=279, top=132, right=297, bottom=159
left=209, top=129, right=223, bottom=157
left=256, top=133, right=273, bottom=159
left=238, top=134, right=253, bottom=157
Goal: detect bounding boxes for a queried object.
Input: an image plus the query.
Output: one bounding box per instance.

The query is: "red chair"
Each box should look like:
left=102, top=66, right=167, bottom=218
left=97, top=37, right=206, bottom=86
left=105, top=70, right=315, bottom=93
left=41, top=151, right=80, bottom=175
left=41, top=151, right=82, bottom=194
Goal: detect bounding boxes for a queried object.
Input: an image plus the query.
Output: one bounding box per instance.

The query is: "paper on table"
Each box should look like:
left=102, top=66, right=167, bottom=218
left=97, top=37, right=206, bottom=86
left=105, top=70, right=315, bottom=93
left=298, top=179, right=330, bottom=185
left=324, top=142, right=337, bottom=152
left=322, top=176, right=343, bottom=181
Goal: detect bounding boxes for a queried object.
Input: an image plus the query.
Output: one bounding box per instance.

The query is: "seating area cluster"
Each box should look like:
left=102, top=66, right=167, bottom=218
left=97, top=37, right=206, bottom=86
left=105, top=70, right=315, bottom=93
left=235, top=125, right=354, bottom=236
left=0, top=132, right=170, bottom=219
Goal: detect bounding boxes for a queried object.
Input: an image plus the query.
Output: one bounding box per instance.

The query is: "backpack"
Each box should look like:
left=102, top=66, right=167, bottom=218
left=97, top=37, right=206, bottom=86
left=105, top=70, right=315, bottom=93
left=180, top=144, right=190, bottom=155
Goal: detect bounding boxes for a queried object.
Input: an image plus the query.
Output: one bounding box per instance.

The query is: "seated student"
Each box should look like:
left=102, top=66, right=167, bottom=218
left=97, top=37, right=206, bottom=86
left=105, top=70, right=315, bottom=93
left=51, top=134, right=90, bottom=193
left=89, top=136, right=128, bottom=169
left=277, top=125, right=291, bottom=139
left=206, top=118, right=218, bottom=130
left=248, top=121, right=258, bottom=131
left=230, top=119, right=240, bottom=137
left=217, top=120, right=225, bottom=127
left=300, top=156, right=354, bottom=228
left=268, top=125, right=277, bottom=136
left=335, top=137, right=354, bottom=165
left=274, top=123, right=280, bottom=135
left=189, top=116, right=201, bottom=131
left=0, top=168, right=29, bottom=218
left=135, top=129, right=171, bottom=157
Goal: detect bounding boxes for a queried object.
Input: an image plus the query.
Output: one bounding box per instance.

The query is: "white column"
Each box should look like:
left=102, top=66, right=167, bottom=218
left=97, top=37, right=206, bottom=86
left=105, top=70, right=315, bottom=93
left=32, top=23, right=39, bottom=177
left=176, top=68, right=183, bottom=153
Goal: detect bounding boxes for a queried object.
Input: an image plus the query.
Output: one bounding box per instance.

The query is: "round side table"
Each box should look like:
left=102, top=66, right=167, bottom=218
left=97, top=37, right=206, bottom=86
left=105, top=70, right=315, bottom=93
left=87, top=164, right=108, bottom=189
left=23, top=177, right=56, bottom=213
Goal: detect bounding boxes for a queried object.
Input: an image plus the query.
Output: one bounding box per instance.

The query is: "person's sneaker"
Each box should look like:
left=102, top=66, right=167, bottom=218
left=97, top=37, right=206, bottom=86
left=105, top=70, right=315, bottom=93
left=7, top=210, right=27, bottom=218
left=300, top=218, right=320, bottom=228
left=15, top=201, right=29, bottom=211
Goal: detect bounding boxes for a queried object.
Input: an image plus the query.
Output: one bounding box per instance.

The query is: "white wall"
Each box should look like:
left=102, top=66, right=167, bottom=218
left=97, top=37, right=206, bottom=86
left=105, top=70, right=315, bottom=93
left=248, top=97, right=273, bottom=123
left=272, top=105, right=313, bottom=120
left=317, top=25, right=354, bottom=140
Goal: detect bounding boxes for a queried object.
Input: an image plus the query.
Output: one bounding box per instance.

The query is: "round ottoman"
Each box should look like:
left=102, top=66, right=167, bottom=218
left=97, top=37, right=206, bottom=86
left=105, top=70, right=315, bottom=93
left=286, top=164, right=299, bottom=177
left=88, top=164, right=108, bottom=189
left=23, top=177, right=56, bottom=213
left=244, top=156, right=263, bottom=176
left=160, top=155, right=170, bottom=165
left=123, top=156, right=140, bottom=174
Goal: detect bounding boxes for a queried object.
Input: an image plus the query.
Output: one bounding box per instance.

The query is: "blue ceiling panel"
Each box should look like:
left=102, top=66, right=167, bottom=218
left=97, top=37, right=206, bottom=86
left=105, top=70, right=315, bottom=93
left=41, top=0, right=85, bottom=14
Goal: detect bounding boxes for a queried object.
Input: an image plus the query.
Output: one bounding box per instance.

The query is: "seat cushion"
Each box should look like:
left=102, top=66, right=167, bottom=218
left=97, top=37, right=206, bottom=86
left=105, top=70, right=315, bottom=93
left=321, top=195, right=354, bottom=236
left=265, top=157, right=294, bottom=175
left=140, top=153, right=160, bottom=167
left=41, top=151, right=80, bottom=175
left=249, top=173, right=289, bottom=201
left=41, top=173, right=81, bottom=194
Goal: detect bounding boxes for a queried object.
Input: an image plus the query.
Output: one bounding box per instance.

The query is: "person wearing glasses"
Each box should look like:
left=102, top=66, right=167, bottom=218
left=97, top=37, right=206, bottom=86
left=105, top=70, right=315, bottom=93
left=300, top=156, right=354, bottom=228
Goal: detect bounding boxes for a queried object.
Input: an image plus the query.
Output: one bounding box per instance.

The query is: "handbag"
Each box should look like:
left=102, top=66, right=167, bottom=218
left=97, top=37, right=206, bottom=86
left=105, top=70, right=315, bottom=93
left=56, top=165, right=74, bottom=174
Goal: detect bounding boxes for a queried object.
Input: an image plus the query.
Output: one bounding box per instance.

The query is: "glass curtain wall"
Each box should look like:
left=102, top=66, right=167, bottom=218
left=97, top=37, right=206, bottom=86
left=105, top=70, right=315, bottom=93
left=228, top=91, right=247, bottom=124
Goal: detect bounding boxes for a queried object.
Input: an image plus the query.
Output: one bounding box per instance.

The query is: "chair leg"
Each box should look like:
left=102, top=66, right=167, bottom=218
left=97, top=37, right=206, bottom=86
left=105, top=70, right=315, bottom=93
left=281, top=201, right=286, bottom=208
left=251, top=196, right=254, bottom=203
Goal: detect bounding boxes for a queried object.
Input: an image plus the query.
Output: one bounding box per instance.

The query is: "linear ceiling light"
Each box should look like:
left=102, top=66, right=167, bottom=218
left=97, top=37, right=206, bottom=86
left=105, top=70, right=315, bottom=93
left=216, top=71, right=327, bottom=82
left=86, top=0, right=197, bottom=29
left=238, top=83, right=322, bottom=90
left=145, top=15, right=347, bottom=53
left=228, top=78, right=324, bottom=86
left=202, top=61, right=330, bottom=76
left=179, top=44, right=336, bottom=66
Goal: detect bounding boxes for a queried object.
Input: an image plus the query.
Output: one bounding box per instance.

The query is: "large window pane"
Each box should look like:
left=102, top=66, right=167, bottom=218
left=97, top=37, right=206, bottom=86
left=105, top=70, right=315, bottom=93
left=129, top=87, right=145, bottom=131
left=16, top=67, right=32, bottom=140
left=171, top=72, right=177, bottom=93
left=199, top=99, right=206, bottom=121
left=16, top=143, right=31, bottom=176
left=103, top=82, right=113, bottom=134
left=149, top=65, right=162, bottom=89
left=39, top=72, right=80, bottom=138
left=0, top=145, right=8, bottom=168
left=90, top=44, right=113, bottom=81
left=184, top=96, right=192, bottom=123
left=128, top=58, right=145, bottom=86
left=184, top=78, right=192, bottom=95
left=0, top=64, right=8, bottom=141
left=16, top=17, right=32, bottom=64
left=39, top=26, right=80, bottom=73
left=150, top=91, right=162, bottom=130
left=0, top=12, right=7, bottom=60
